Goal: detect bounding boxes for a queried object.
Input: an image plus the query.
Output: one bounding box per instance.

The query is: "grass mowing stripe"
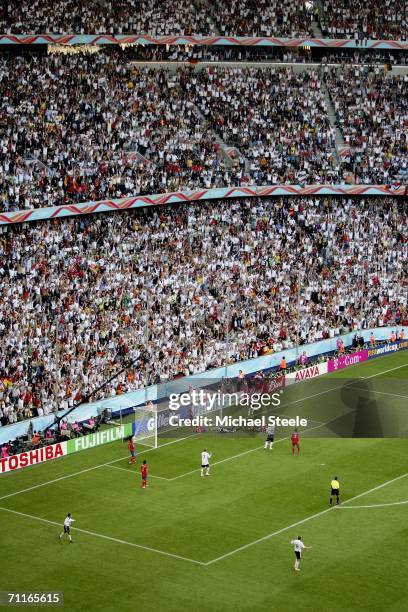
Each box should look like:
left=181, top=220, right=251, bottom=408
left=364, top=363, right=408, bottom=379
left=2, top=361, right=405, bottom=502
left=0, top=506, right=205, bottom=566
left=203, top=471, right=408, bottom=566
left=279, top=362, right=408, bottom=412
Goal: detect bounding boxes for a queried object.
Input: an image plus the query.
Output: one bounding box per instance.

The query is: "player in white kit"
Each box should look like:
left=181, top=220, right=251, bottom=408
left=59, top=513, right=76, bottom=543
left=201, top=449, right=212, bottom=477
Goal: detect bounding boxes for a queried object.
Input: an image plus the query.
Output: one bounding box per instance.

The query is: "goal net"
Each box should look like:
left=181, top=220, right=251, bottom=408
left=131, top=406, right=158, bottom=449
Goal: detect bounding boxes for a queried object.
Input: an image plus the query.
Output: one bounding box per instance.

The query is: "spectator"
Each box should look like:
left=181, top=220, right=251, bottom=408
left=0, top=196, right=405, bottom=427
left=319, top=0, right=407, bottom=41
left=325, top=67, right=407, bottom=185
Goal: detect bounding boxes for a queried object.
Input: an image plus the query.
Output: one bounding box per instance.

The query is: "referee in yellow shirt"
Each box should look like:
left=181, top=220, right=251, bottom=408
left=329, top=476, right=340, bottom=506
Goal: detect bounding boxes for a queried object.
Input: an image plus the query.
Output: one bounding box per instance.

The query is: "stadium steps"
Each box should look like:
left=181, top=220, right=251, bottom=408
left=322, top=83, right=346, bottom=160
left=23, top=156, right=56, bottom=178
left=311, top=17, right=323, bottom=38
left=313, top=0, right=326, bottom=37
left=194, top=0, right=222, bottom=35
left=190, top=102, right=249, bottom=170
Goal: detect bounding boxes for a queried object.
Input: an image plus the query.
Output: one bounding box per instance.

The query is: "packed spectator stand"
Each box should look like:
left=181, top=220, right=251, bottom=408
left=0, top=0, right=312, bottom=37
left=0, top=0, right=406, bottom=40
left=324, top=66, right=407, bottom=184
left=319, top=0, right=407, bottom=41
left=0, top=52, right=406, bottom=213
left=0, top=197, right=406, bottom=428
left=0, top=0, right=216, bottom=36
left=180, top=66, right=338, bottom=185
left=0, top=2, right=406, bottom=441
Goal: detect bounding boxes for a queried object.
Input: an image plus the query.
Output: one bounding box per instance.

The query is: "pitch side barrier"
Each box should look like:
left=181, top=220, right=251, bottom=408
left=0, top=326, right=406, bottom=447
left=0, top=423, right=134, bottom=474
left=1, top=335, right=406, bottom=473
left=1, top=336, right=407, bottom=473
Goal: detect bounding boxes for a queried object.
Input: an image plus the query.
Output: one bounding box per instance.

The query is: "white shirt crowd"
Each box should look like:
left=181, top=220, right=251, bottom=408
left=1, top=0, right=406, bottom=39
left=0, top=55, right=227, bottom=213
left=0, top=0, right=215, bottom=36
left=320, top=0, right=407, bottom=40
left=1, top=54, right=406, bottom=215
left=208, top=0, right=313, bottom=38
left=325, top=67, right=408, bottom=184
left=0, top=196, right=406, bottom=426
left=0, top=0, right=312, bottom=38
left=181, top=67, right=338, bottom=184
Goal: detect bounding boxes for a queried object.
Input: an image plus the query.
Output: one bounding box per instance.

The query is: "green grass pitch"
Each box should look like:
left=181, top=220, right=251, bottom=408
left=1, top=351, right=407, bottom=612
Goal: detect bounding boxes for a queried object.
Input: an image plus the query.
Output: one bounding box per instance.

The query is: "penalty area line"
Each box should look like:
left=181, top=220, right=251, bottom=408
left=101, top=422, right=327, bottom=483
left=105, top=464, right=172, bottom=480
left=336, top=500, right=408, bottom=509
left=0, top=433, right=199, bottom=502
left=203, top=471, right=408, bottom=566
left=169, top=421, right=327, bottom=481
left=0, top=506, right=204, bottom=566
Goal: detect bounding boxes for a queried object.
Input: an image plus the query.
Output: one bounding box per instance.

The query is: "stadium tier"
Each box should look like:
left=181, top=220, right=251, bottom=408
left=0, top=196, right=406, bottom=427
left=0, top=0, right=406, bottom=40
left=319, top=0, right=407, bottom=40
left=0, top=7, right=407, bottom=611
left=0, top=54, right=406, bottom=213
left=0, top=0, right=313, bottom=37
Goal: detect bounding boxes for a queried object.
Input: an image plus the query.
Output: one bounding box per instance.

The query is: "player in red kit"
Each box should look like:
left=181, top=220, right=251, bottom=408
left=291, top=428, right=300, bottom=455
left=141, top=460, right=148, bottom=488
left=128, top=437, right=135, bottom=464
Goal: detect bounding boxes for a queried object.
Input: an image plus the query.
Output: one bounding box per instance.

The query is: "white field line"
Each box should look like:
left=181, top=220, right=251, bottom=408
left=0, top=433, right=198, bottom=502
left=337, top=500, right=408, bottom=509
left=1, top=360, right=404, bottom=501
left=203, top=471, right=408, bottom=566
left=99, top=421, right=326, bottom=482
left=272, top=361, right=408, bottom=414
left=167, top=421, right=327, bottom=481
left=277, top=361, right=408, bottom=412
left=1, top=469, right=406, bottom=567
left=105, top=464, right=172, bottom=480
left=364, top=363, right=408, bottom=379
left=0, top=506, right=204, bottom=566
left=352, top=387, right=408, bottom=401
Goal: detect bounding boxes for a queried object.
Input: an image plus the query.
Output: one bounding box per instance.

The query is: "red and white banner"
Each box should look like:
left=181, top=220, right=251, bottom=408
left=0, top=441, right=67, bottom=474
left=286, top=362, right=328, bottom=383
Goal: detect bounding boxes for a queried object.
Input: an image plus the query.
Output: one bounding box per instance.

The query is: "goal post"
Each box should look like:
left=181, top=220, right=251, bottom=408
left=132, top=405, right=158, bottom=449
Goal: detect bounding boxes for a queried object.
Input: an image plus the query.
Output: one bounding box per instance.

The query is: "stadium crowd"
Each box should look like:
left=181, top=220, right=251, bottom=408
left=1, top=52, right=406, bottom=213
left=180, top=66, right=338, bottom=184
left=1, top=0, right=406, bottom=39
left=325, top=67, right=408, bottom=183
left=0, top=0, right=313, bottom=37
left=207, top=0, right=313, bottom=37
left=134, top=45, right=407, bottom=65
left=0, top=0, right=216, bottom=36
left=0, top=197, right=406, bottom=425
left=319, top=0, right=407, bottom=41
left=0, top=54, right=230, bottom=213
